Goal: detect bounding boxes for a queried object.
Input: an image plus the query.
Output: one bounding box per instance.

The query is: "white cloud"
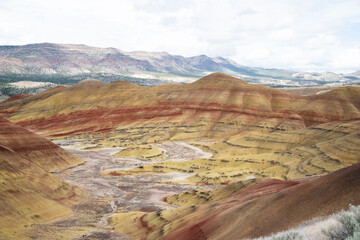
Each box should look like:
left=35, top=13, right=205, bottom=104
left=0, top=0, right=359, bottom=72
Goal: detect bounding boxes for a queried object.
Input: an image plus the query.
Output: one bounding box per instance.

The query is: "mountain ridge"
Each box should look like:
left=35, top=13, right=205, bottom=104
left=0, top=43, right=359, bottom=88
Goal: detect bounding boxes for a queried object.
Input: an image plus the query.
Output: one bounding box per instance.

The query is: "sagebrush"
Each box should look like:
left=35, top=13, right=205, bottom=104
left=322, top=204, right=360, bottom=240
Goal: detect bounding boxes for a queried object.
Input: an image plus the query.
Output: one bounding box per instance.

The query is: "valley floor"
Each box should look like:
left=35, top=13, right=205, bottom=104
left=22, top=140, right=217, bottom=240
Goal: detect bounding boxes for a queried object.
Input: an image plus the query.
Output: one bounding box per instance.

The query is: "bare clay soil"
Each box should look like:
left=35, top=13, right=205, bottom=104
left=26, top=140, right=215, bottom=240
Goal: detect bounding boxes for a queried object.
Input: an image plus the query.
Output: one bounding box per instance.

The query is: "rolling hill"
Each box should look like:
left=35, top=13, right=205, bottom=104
left=0, top=72, right=359, bottom=239
left=1, top=72, right=358, bottom=138
left=109, top=160, right=360, bottom=239
left=0, top=118, right=84, bottom=238
left=1, top=72, right=359, bottom=184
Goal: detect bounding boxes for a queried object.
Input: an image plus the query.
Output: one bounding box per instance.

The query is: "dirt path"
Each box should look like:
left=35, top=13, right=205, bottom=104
left=31, top=140, right=215, bottom=239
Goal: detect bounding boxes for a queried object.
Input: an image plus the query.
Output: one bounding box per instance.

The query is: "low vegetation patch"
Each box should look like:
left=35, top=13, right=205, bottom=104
left=256, top=204, right=360, bottom=240
left=322, top=204, right=360, bottom=240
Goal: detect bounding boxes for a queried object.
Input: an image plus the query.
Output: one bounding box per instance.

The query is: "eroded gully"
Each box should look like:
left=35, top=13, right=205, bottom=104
left=51, top=140, right=215, bottom=239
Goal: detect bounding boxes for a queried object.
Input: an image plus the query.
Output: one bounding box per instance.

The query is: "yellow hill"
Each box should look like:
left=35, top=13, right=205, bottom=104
left=0, top=73, right=358, bottom=145
left=114, top=144, right=167, bottom=160
left=0, top=118, right=84, bottom=238
left=109, top=119, right=360, bottom=184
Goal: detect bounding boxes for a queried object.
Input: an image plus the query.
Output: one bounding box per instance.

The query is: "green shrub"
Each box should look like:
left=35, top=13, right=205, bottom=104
left=256, top=231, right=306, bottom=240
left=322, top=205, right=360, bottom=240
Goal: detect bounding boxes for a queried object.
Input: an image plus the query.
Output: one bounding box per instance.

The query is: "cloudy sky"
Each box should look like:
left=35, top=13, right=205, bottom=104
left=0, top=0, right=359, bottom=73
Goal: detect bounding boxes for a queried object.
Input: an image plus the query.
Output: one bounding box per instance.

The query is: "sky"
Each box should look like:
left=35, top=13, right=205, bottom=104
left=0, top=0, right=359, bottom=73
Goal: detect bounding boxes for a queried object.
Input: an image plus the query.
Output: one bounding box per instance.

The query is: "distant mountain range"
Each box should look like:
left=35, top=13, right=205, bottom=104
left=0, top=43, right=359, bottom=88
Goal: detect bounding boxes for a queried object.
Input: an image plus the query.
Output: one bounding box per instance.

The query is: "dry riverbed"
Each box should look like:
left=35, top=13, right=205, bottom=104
left=25, top=140, right=216, bottom=240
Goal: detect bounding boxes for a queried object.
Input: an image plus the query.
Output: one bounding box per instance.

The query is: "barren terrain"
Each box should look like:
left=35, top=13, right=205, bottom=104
left=23, top=140, right=215, bottom=239
left=1, top=73, right=359, bottom=239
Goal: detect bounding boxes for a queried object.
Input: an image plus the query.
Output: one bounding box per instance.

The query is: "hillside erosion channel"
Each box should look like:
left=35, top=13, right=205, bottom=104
left=27, top=139, right=216, bottom=239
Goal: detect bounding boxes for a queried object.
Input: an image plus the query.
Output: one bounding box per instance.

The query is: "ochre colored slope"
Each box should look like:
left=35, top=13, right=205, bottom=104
left=165, top=179, right=259, bottom=207
left=0, top=73, right=358, bottom=239
left=108, top=119, right=360, bottom=184
left=0, top=73, right=359, bottom=141
left=0, top=147, right=83, bottom=238
left=0, top=118, right=84, bottom=238
left=114, top=144, right=167, bottom=160
left=1, top=73, right=358, bottom=185
left=0, top=85, right=67, bottom=117
left=190, top=72, right=249, bottom=87
left=323, top=85, right=360, bottom=101
left=0, top=94, right=32, bottom=104
left=110, top=162, right=360, bottom=240
left=0, top=118, right=83, bottom=172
